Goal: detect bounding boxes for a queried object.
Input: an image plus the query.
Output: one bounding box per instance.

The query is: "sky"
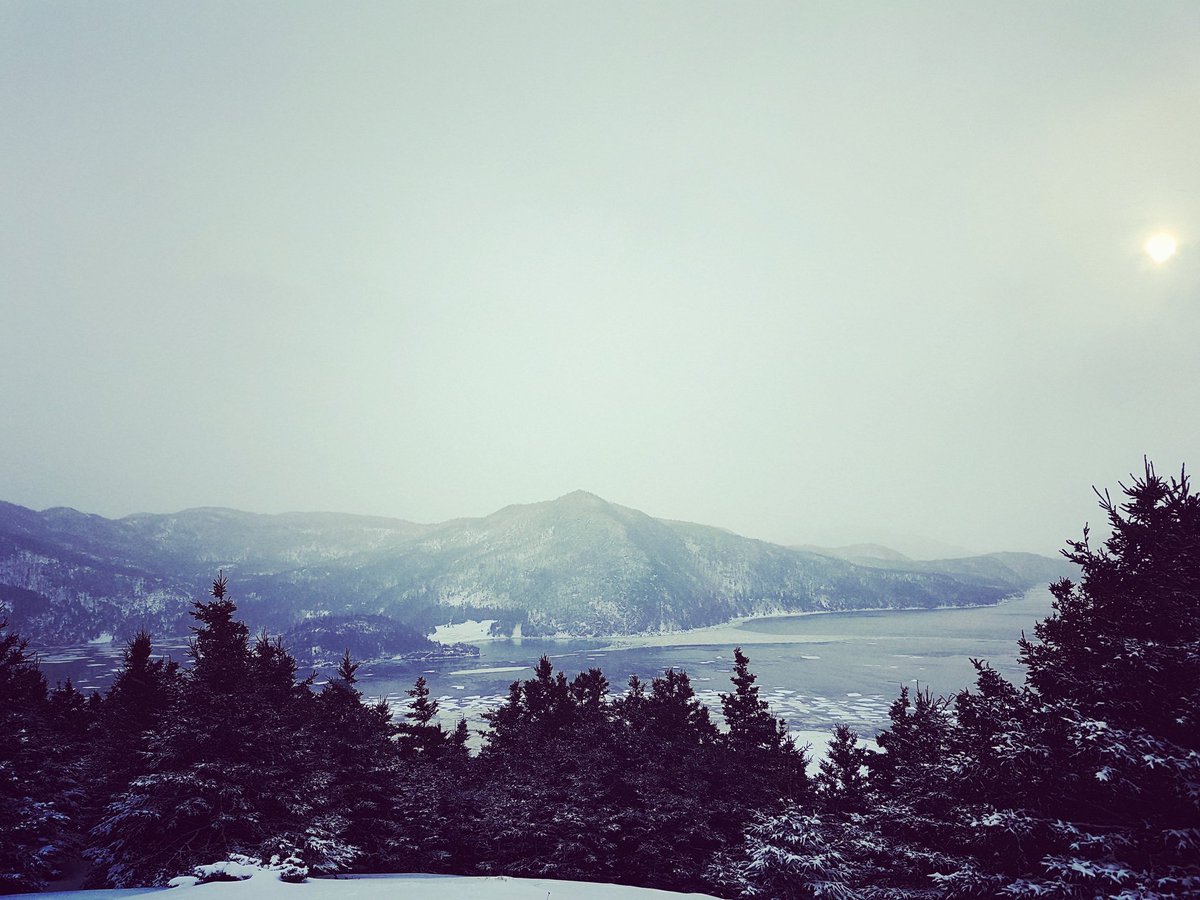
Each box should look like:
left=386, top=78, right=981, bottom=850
left=2, top=2, right=1198, bottom=557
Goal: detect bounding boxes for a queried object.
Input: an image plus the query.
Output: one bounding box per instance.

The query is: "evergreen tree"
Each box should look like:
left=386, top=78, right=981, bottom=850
left=721, top=646, right=777, bottom=749
left=707, top=807, right=873, bottom=900
left=815, top=724, right=870, bottom=811
left=479, top=679, right=525, bottom=753
left=1020, top=461, right=1199, bottom=743
left=405, top=675, right=437, bottom=727
left=187, top=571, right=249, bottom=695
left=472, top=657, right=619, bottom=879
left=569, top=667, right=609, bottom=713
left=447, top=717, right=470, bottom=764
left=473, top=659, right=751, bottom=890
left=610, top=673, right=648, bottom=731
left=43, top=676, right=98, bottom=873
left=612, top=667, right=731, bottom=891
left=719, top=648, right=808, bottom=804
left=396, top=675, right=449, bottom=759
left=479, top=655, right=577, bottom=754
left=868, top=683, right=951, bottom=792
left=243, top=632, right=320, bottom=866
left=998, top=462, right=1200, bottom=897
left=103, top=630, right=180, bottom=743
left=307, top=649, right=453, bottom=875
left=0, top=621, right=70, bottom=892
left=950, top=659, right=1036, bottom=805
left=521, top=654, right=572, bottom=729
left=89, top=575, right=303, bottom=886
left=644, top=667, right=716, bottom=747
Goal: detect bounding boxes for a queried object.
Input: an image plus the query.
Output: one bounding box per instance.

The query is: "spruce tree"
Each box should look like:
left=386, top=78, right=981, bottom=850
left=645, top=667, right=716, bottom=746
left=617, top=667, right=725, bottom=890
left=869, top=683, right=951, bottom=792
left=815, top=724, right=870, bottom=811
left=1001, top=462, right=1200, bottom=896
left=569, top=667, right=609, bottom=713
left=479, top=679, right=525, bottom=753
left=522, top=654, right=572, bottom=729
left=1020, top=461, right=1200, bottom=743
left=0, top=621, right=68, bottom=892
left=446, top=717, right=470, bottom=767
left=396, top=676, right=448, bottom=759
left=405, top=675, right=437, bottom=727
left=89, top=575, right=285, bottom=885
left=309, top=649, right=406, bottom=873
left=188, top=571, right=250, bottom=696
left=720, top=646, right=772, bottom=747
left=104, top=630, right=179, bottom=743
left=244, top=632, right=319, bottom=866
left=718, top=648, right=808, bottom=806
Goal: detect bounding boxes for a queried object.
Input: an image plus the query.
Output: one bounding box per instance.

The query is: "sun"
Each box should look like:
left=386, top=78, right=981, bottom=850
left=1145, top=232, right=1178, bottom=264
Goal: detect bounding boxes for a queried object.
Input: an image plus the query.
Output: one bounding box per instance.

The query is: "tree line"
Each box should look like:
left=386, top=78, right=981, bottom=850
left=1, top=462, right=1197, bottom=897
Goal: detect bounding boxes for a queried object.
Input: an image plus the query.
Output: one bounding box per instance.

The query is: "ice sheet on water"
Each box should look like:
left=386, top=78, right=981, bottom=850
left=449, top=665, right=528, bottom=676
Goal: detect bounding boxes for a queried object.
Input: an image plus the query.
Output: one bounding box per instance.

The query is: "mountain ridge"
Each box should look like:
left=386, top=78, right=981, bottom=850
left=0, top=492, right=1075, bottom=645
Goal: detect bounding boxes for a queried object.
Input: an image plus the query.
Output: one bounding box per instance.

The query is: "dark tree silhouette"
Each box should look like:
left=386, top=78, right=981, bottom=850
left=0, top=621, right=66, bottom=891
left=815, top=724, right=870, bottom=810
left=1020, top=461, right=1200, bottom=743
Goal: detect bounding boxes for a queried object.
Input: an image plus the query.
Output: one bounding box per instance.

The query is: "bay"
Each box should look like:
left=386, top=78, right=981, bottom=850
left=32, top=587, right=1054, bottom=740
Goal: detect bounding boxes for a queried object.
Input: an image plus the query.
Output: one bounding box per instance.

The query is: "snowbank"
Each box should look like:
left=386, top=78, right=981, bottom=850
left=41, top=871, right=721, bottom=900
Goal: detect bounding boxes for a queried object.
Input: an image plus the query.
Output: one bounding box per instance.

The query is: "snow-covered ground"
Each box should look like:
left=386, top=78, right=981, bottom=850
left=432, top=620, right=501, bottom=643
left=40, top=871, right=722, bottom=900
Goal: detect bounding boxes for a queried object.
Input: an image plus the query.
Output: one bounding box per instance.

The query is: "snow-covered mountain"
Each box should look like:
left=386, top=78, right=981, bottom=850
left=0, top=492, right=1074, bottom=645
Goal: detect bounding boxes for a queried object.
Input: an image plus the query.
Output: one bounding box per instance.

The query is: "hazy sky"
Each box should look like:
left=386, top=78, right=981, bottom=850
left=3, top=3, right=1198, bottom=556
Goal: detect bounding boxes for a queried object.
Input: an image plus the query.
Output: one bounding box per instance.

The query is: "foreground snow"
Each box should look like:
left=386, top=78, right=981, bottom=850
left=41, top=871, right=722, bottom=900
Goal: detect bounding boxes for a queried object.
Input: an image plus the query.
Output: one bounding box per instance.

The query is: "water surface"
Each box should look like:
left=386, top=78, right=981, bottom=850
left=33, top=588, right=1054, bottom=739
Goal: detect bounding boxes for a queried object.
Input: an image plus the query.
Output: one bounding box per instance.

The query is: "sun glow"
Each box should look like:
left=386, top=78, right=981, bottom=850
left=1145, top=232, right=1178, bottom=264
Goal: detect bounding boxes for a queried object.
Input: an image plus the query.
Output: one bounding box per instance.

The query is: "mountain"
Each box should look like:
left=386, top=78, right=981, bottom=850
left=802, top=543, right=1071, bottom=586
left=795, top=543, right=914, bottom=564
left=0, top=493, right=1075, bottom=646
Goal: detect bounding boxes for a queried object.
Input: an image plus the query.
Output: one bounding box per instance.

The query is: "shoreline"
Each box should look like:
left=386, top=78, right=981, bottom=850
left=582, top=586, right=1049, bottom=651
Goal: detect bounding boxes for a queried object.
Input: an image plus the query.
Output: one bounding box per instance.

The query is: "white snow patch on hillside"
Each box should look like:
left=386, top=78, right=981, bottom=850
left=41, top=871, right=721, bottom=900
left=432, top=619, right=498, bottom=643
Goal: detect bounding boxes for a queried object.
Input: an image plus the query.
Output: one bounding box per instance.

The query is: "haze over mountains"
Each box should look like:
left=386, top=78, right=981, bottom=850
left=0, top=491, right=1074, bottom=646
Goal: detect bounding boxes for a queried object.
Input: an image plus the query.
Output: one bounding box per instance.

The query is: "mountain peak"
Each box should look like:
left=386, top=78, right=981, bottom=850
left=553, top=490, right=609, bottom=505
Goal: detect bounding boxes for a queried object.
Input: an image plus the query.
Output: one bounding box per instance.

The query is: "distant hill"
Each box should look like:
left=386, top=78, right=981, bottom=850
left=0, top=493, right=1075, bottom=646
left=802, top=543, right=1072, bottom=586
left=795, top=542, right=914, bottom=564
